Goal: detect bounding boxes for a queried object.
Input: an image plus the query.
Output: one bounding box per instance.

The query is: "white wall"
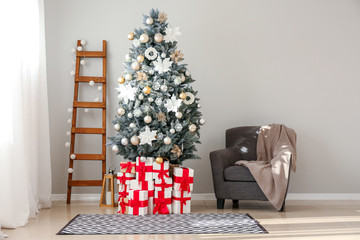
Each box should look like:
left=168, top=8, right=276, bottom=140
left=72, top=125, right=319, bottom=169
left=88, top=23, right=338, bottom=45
left=45, top=0, right=360, bottom=195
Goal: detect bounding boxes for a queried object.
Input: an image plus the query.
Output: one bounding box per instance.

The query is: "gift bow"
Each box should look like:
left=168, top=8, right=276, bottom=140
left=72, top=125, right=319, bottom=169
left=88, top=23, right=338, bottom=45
left=156, top=179, right=172, bottom=191
left=119, top=198, right=128, bottom=214
left=118, top=189, right=128, bottom=202
left=121, top=162, right=133, bottom=173
left=153, top=198, right=170, bottom=214
left=173, top=191, right=191, bottom=214
left=174, top=168, right=193, bottom=193
left=117, top=174, right=129, bottom=185
left=137, top=157, right=152, bottom=183
left=155, top=162, right=169, bottom=180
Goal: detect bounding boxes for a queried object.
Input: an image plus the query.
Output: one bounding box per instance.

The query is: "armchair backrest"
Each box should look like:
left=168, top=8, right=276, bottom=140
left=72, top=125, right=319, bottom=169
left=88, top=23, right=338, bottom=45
left=226, top=126, right=260, bottom=160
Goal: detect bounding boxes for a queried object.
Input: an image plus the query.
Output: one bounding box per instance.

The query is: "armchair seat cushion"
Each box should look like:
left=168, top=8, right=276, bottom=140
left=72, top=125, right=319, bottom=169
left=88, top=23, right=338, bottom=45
left=224, top=165, right=256, bottom=182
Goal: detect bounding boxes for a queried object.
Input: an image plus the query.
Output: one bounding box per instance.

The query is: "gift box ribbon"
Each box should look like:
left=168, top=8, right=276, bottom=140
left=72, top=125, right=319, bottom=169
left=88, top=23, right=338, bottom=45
left=129, top=191, right=148, bottom=215
left=118, top=187, right=128, bottom=202
left=137, top=157, right=153, bottom=183
left=153, top=162, right=169, bottom=180
left=119, top=197, right=128, bottom=214
left=117, top=174, right=134, bottom=185
left=173, top=168, right=193, bottom=193
left=121, top=162, right=134, bottom=173
left=173, top=191, right=191, bottom=214
left=155, top=179, right=172, bottom=191
left=153, top=191, right=171, bottom=214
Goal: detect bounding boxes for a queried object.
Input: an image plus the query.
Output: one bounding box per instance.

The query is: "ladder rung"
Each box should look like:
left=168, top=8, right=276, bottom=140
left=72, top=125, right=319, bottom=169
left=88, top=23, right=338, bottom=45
left=68, top=180, right=103, bottom=187
left=77, top=51, right=106, bottom=58
left=76, top=76, right=106, bottom=83
left=73, top=101, right=105, bottom=108
left=70, top=154, right=105, bottom=160
left=72, top=127, right=105, bottom=134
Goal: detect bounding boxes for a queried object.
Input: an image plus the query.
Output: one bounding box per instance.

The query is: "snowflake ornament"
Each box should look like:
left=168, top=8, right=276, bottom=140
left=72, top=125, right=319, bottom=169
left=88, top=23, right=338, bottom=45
left=164, top=26, right=182, bottom=42
left=116, top=84, right=137, bottom=104
left=145, top=47, right=158, bottom=60
left=138, top=126, right=157, bottom=146
left=164, top=95, right=182, bottom=113
left=132, top=39, right=140, bottom=47
left=133, top=108, right=142, bottom=117
left=153, top=57, right=173, bottom=74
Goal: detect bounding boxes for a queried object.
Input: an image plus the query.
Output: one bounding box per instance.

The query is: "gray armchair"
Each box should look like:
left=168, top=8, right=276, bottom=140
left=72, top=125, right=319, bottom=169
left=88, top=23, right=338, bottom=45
left=209, top=126, right=291, bottom=211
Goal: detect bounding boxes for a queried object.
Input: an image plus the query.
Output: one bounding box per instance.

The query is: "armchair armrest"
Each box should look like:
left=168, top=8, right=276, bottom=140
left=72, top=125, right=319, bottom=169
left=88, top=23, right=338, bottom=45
left=209, top=148, right=239, bottom=199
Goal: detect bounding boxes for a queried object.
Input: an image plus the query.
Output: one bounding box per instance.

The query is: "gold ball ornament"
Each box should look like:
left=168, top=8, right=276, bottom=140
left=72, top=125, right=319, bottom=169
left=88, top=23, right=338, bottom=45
left=130, top=136, right=140, bottom=145
left=143, top=86, right=151, bottom=94
left=155, top=157, right=164, bottom=164
left=131, top=61, right=140, bottom=71
left=117, top=77, right=125, bottom=84
left=128, top=32, right=135, bottom=40
left=140, top=33, right=149, bottom=43
left=137, top=55, right=144, bottom=62
left=179, top=92, right=186, bottom=99
left=189, top=124, right=197, bottom=133
left=154, top=33, right=164, bottom=43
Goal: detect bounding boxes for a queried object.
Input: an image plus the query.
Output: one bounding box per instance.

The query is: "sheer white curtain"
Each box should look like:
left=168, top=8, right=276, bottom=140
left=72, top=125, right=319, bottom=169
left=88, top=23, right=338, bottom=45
left=0, top=0, right=51, bottom=232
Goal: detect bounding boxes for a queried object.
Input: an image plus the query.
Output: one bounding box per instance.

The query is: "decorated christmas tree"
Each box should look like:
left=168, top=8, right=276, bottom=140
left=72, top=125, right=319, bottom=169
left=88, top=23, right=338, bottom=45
left=109, top=9, right=204, bottom=165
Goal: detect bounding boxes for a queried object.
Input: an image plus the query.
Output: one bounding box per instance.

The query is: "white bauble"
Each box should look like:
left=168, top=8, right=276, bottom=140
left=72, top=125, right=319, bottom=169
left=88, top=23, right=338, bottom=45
left=144, top=115, right=152, bottom=124
left=94, top=97, right=99, bottom=102
left=114, top=123, right=120, bottom=131
left=84, top=108, right=89, bottom=113
left=148, top=97, right=154, bottom=102
left=67, top=168, right=73, bottom=173
left=197, top=104, right=201, bottom=108
left=154, top=33, right=164, bottom=43
left=111, top=145, right=119, bottom=152
left=189, top=124, right=197, bottom=132
left=97, top=86, right=103, bottom=91
left=121, top=138, right=129, bottom=146
left=160, top=85, right=168, bottom=92
left=66, top=131, right=71, bottom=136
left=161, top=53, right=166, bottom=58
left=125, top=73, right=132, bottom=81
left=67, top=107, right=73, bottom=113
left=77, top=46, right=83, bottom=51
left=140, top=156, right=147, bottom=162
left=67, top=118, right=71, bottom=124
left=71, top=48, right=76, bottom=53
left=129, top=123, right=136, bottom=128
left=185, top=70, right=191, bottom=76
left=175, top=112, right=183, bottom=119
left=170, top=128, right=175, bottom=134
left=138, top=94, right=144, bottom=100
left=80, top=60, right=86, bottom=65
left=89, top=80, right=95, bottom=86
left=146, top=17, right=154, bottom=25
left=199, top=118, right=206, bottom=125
left=149, top=70, right=154, bottom=75
left=174, top=77, right=181, bottom=85
left=65, top=142, right=70, bottom=148
left=70, top=71, right=75, bottom=76
left=80, top=40, right=86, bottom=45
left=125, top=54, right=131, bottom=62
left=140, top=33, right=149, bottom=43
left=117, top=107, right=125, bottom=116
left=70, top=154, right=76, bottom=160
left=130, top=136, right=140, bottom=145
left=164, top=137, right=172, bottom=145
left=127, top=112, right=133, bottom=118
left=131, top=61, right=140, bottom=71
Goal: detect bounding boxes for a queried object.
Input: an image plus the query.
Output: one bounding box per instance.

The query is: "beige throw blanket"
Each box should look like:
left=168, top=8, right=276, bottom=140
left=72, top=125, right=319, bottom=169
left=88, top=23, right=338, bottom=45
left=235, top=124, right=297, bottom=210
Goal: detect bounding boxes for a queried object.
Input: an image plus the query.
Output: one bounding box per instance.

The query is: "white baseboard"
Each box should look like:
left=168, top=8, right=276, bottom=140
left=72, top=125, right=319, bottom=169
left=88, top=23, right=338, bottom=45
left=51, top=193, right=360, bottom=201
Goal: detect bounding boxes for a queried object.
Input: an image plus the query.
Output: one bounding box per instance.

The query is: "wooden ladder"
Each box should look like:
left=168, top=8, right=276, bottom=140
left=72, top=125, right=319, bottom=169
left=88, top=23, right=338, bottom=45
left=67, top=40, right=107, bottom=204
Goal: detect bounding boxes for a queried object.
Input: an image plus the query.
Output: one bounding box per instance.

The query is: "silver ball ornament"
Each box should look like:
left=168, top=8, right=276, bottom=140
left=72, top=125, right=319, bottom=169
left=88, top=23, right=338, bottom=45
left=138, top=94, right=144, bottom=100
left=129, top=123, right=136, bottom=128
left=164, top=137, right=172, bottom=145
left=161, top=53, right=166, bottom=58
left=146, top=17, right=154, bottom=25
left=111, top=145, right=119, bottom=152
left=199, top=118, right=205, bottom=125
left=114, top=123, right=120, bottom=131
left=144, top=115, right=152, bottom=124
left=127, top=113, right=133, bottom=118
left=117, top=107, right=125, bottom=116
left=121, top=138, right=129, bottom=146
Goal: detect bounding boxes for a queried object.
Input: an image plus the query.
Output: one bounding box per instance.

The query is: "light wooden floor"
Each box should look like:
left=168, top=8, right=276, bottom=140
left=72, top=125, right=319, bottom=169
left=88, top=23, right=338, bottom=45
left=3, top=200, right=360, bottom=239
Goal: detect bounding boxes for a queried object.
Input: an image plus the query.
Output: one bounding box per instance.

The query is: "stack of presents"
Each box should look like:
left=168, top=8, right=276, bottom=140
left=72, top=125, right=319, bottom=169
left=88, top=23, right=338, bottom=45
left=116, top=157, right=194, bottom=215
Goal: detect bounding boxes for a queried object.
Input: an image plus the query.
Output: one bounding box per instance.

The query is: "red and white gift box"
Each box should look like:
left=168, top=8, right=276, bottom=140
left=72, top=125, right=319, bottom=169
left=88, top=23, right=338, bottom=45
left=172, top=190, right=191, bottom=214
left=173, top=167, right=194, bottom=192
left=154, top=177, right=172, bottom=191
left=120, top=161, right=136, bottom=173
left=129, top=179, right=155, bottom=191
left=153, top=190, right=172, bottom=214
left=128, top=190, right=148, bottom=215
left=153, top=161, right=170, bottom=180
left=117, top=197, right=129, bottom=214
left=117, top=172, right=135, bottom=191
left=136, top=157, right=153, bottom=182
left=148, top=190, right=154, bottom=215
